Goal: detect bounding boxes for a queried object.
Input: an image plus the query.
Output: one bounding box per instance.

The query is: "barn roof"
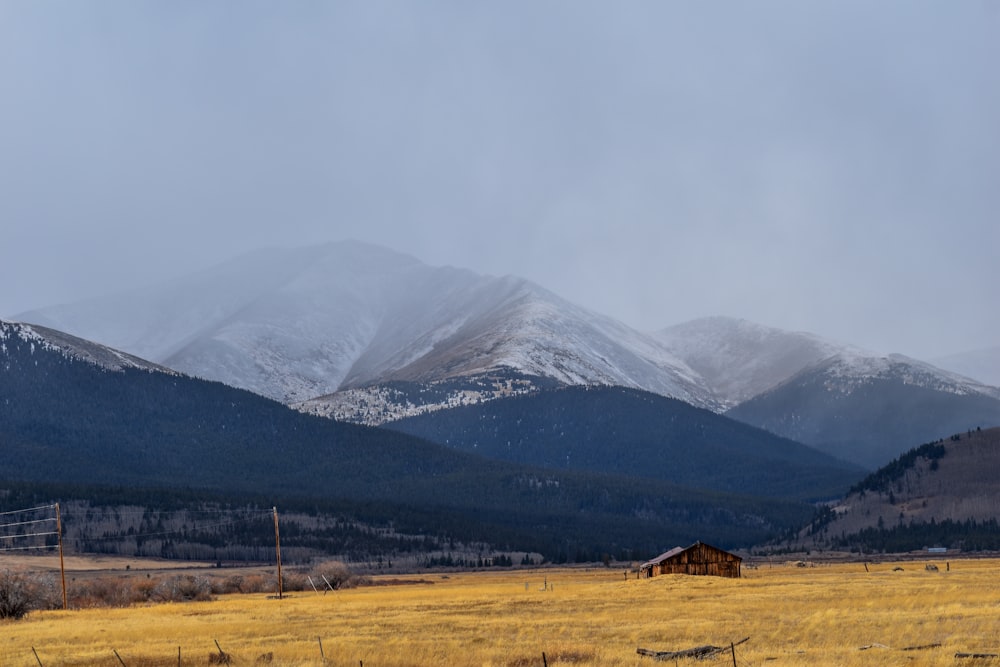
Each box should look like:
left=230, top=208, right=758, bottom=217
left=639, top=541, right=741, bottom=569
left=640, top=546, right=684, bottom=569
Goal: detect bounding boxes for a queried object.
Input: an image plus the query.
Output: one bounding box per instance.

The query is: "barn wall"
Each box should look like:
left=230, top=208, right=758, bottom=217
left=646, top=542, right=741, bottom=578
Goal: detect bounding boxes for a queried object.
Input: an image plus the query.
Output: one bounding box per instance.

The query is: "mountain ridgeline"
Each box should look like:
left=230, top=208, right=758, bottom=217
left=14, top=242, right=1000, bottom=471
left=0, top=321, right=814, bottom=561
left=386, top=385, right=861, bottom=501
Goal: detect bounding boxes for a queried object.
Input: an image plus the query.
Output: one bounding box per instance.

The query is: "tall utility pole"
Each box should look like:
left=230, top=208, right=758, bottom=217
left=273, top=507, right=283, bottom=599
left=55, top=503, right=67, bottom=609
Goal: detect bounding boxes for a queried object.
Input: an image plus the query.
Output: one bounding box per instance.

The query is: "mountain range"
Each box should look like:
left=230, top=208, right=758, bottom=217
left=13, top=240, right=1000, bottom=469
left=0, top=319, right=822, bottom=559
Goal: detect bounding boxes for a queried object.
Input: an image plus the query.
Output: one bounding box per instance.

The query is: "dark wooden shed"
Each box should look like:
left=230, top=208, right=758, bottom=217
left=639, top=541, right=742, bottom=579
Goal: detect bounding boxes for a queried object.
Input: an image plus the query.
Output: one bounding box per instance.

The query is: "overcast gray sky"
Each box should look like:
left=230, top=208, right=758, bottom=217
left=1, top=1, right=997, bottom=359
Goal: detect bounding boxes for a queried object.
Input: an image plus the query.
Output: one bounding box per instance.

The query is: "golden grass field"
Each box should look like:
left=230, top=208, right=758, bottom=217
left=3, top=558, right=1000, bottom=666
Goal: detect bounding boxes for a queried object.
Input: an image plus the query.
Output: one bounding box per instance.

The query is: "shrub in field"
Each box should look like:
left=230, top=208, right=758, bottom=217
left=213, top=575, right=245, bottom=595
left=69, top=574, right=174, bottom=608
left=152, top=575, right=213, bottom=602
left=25, top=572, right=63, bottom=611
left=230, top=573, right=273, bottom=594
left=0, top=570, right=62, bottom=619
left=129, top=575, right=159, bottom=602
left=310, top=560, right=366, bottom=590
left=282, top=570, right=308, bottom=592
left=72, top=576, right=138, bottom=608
left=0, top=569, right=33, bottom=619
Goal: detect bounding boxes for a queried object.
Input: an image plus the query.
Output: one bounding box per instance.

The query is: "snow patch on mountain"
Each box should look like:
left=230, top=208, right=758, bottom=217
left=295, top=374, right=541, bottom=425
left=817, top=353, right=1000, bottom=399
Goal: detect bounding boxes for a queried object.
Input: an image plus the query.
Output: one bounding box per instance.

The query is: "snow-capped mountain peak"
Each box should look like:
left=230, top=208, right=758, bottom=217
left=0, top=319, right=174, bottom=374
left=14, top=242, right=715, bottom=412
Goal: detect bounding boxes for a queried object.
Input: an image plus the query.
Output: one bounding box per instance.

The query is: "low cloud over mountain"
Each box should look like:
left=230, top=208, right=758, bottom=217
left=16, top=242, right=1000, bottom=470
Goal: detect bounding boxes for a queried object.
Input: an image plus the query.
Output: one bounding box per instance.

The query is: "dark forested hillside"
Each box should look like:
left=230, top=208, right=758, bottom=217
left=0, top=321, right=812, bottom=560
left=787, top=427, right=1000, bottom=553
left=386, top=386, right=862, bottom=501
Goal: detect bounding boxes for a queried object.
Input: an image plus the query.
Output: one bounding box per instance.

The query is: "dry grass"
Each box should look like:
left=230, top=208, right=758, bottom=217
left=3, top=559, right=1000, bottom=666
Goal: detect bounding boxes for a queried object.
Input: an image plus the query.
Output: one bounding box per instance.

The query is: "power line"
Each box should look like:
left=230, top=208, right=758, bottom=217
left=0, top=504, right=64, bottom=604
left=0, top=506, right=58, bottom=547
left=0, top=504, right=56, bottom=518
left=0, top=531, right=58, bottom=542
left=0, top=518, right=56, bottom=530
left=0, top=544, right=58, bottom=553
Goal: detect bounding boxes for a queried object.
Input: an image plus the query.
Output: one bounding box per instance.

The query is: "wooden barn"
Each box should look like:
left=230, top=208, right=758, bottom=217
left=639, top=541, right=742, bottom=579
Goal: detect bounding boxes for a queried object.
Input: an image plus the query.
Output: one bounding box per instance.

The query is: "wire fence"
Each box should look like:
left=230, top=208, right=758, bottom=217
left=0, top=504, right=58, bottom=553
left=0, top=501, right=462, bottom=571
left=0, top=503, right=282, bottom=559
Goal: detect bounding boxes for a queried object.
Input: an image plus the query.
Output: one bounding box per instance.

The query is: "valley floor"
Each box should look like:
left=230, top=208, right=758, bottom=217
left=4, top=558, right=1000, bottom=666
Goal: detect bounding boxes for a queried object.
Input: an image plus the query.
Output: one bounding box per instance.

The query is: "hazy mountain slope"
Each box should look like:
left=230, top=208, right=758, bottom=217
left=16, top=243, right=455, bottom=402
left=932, top=346, right=1000, bottom=387
left=386, top=385, right=862, bottom=501
left=16, top=241, right=715, bottom=409
left=792, top=428, right=1000, bottom=552
left=655, top=316, right=863, bottom=407
left=727, top=354, right=1000, bottom=469
left=0, top=320, right=810, bottom=555
left=15, top=246, right=338, bottom=363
